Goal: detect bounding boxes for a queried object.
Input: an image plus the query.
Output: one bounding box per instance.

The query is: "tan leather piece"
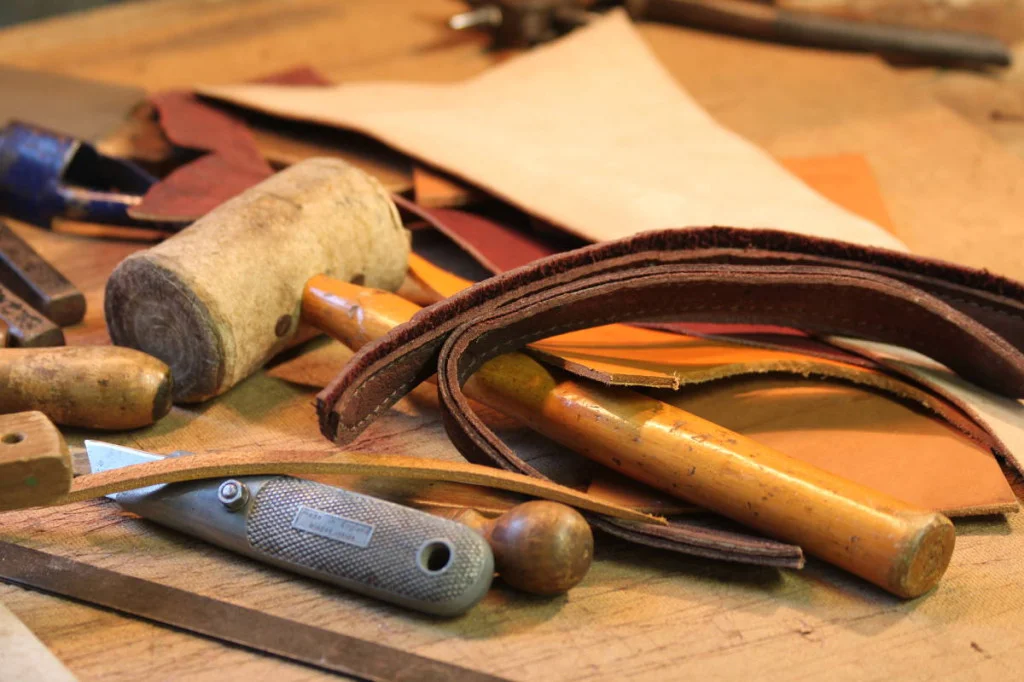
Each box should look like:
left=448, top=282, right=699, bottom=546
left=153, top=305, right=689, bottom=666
left=49, top=449, right=661, bottom=523
left=588, top=377, right=1017, bottom=517
left=200, top=11, right=904, bottom=252
left=409, top=153, right=895, bottom=231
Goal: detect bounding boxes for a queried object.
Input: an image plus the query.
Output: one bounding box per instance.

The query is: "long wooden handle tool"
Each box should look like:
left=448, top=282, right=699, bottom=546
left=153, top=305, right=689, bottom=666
left=302, top=276, right=955, bottom=599
left=0, top=542, right=508, bottom=682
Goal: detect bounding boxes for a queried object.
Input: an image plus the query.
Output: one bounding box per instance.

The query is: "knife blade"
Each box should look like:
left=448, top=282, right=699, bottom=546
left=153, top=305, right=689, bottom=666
left=84, top=441, right=494, bottom=617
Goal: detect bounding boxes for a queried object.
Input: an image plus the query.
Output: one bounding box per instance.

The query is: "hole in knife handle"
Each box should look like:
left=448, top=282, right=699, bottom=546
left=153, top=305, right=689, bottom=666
left=417, top=540, right=454, bottom=575
left=1, top=433, right=25, bottom=445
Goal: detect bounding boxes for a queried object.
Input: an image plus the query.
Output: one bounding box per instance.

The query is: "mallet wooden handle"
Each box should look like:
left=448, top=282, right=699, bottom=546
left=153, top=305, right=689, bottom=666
left=302, top=276, right=955, bottom=598
left=0, top=346, right=172, bottom=430
left=437, top=500, right=593, bottom=596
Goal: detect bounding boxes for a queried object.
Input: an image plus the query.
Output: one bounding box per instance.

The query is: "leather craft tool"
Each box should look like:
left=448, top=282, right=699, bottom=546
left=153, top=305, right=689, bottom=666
left=0, top=122, right=159, bottom=230
left=0, top=221, right=85, bottom=326
left=0, top=347, right=172, bottom=430
left=0, top=412, right=72, bottom=511
left=449, top=0, right=1011, bottom=66
left=105, top=158, right=410, bottom=403
left=0, top=284, right=63, bottom=347
left=439, top=501, right=593, bottom=595
left=314, top=245, right=978, bottom=598
left=74, top=445, right=594, bottom=596
left=0, top=542, right=507, bottom=682
left=84, top=441, right=495, bottom=616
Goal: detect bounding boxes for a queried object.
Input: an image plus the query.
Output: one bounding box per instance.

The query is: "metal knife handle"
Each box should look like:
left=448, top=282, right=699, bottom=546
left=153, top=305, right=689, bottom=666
left=244, top=478, right=494, bottom=616
left=112, top=475, right=495, bottom=617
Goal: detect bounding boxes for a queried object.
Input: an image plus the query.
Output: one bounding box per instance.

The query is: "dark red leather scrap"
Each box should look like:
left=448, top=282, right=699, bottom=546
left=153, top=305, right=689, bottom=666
left=317, top=227, right=1024, bottom=565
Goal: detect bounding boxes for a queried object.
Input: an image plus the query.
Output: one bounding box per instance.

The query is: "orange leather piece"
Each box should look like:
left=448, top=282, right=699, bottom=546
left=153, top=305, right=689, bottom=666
left=780, top=154, right=895, bottom=232
left=588, top=376, right=1017, bottom=517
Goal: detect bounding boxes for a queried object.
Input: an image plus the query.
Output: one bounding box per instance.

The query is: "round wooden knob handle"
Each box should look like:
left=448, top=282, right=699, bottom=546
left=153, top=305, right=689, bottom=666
left=451, top=501, right=593, bottom=596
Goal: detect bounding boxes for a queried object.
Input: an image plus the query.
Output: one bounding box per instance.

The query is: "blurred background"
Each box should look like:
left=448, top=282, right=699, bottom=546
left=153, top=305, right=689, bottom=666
left=0, top=0, right=142, bottom=27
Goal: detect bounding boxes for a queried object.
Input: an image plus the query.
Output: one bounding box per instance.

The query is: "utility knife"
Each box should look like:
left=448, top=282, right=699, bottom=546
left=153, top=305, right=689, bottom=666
left=84, top=441, right=495, bottom=616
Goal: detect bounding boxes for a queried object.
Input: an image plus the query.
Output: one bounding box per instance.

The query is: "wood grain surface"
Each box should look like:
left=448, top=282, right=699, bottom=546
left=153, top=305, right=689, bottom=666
left=0, top=1, right=1022, bottom=680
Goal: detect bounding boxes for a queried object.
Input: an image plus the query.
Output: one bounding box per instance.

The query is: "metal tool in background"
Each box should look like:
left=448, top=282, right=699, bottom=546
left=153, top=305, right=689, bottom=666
left=0, top=121, right=159, bottom=229
left=0, top=220, right=85, bottom=327
left=449, top=0, right=1012, bottom=67
left=84, top=441, right=495, bottom=617
left=0, top=542, right=507, bottom=682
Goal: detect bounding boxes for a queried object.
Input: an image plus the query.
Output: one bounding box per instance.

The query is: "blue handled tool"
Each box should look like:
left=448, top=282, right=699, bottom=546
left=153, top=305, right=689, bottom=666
left=0, top=121, right=158, bottom=228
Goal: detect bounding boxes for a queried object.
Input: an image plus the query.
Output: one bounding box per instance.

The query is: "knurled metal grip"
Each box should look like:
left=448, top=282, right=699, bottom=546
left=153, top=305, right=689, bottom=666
left=245, top=478, right=495, bottom=615
left=111, top=474, right=495, bottom=616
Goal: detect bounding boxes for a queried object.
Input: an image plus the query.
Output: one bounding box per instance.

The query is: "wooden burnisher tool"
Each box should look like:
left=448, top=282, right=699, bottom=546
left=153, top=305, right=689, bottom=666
left=104, top=158, right=410, bottom=403
left=303, top=276, right=957, bottom=599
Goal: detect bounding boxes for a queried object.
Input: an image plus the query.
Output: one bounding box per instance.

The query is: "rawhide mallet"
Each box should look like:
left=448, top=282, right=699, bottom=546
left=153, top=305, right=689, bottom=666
left=104, top=158, right=410, bottom=403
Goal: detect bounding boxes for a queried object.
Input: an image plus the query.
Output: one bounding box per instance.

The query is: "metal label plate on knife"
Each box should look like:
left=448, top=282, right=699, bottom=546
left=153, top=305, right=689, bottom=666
left=291, top=505, right=375, bottom=548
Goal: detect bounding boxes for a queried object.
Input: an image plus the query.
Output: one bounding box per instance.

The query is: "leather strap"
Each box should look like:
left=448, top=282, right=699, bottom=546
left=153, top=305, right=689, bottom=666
left=51, top=449, right=658, bottom=524
left=316, top=228, right=1024, bottom=563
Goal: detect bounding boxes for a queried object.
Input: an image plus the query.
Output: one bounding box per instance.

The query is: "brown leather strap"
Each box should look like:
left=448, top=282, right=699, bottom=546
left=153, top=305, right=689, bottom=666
left=317, top=228, right=1024, bottom=564
left=50, top=449, right=659, bottom=524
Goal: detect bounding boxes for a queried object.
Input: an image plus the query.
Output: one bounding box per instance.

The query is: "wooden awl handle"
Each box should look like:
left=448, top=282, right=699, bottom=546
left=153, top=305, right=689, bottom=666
left=0, top=346, right=172, bottom=430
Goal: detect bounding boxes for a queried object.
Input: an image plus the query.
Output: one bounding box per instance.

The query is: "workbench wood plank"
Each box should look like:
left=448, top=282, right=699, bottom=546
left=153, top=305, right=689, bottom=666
left=0, top=1, right=1022, bottom=680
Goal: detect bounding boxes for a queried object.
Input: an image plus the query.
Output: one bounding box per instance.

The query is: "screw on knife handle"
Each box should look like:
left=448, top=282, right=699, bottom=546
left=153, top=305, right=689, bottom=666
left=440, top=501, right=594, bottom=595
left=626, top=0, right=1011, bottom=67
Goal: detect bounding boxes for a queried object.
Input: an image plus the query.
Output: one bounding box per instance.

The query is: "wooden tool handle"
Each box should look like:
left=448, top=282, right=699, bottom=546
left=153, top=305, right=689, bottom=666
left=302, top=276, right=955, bottom=598
left=439, top=501, right=594, bottom=596
left=0, top=411, right=71, bottom=510
left=0, top=346, right=172, bottom=430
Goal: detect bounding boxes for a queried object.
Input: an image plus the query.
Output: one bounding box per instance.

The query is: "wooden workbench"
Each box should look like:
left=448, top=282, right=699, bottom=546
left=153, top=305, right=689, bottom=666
left=1, top=1, right=1024, bottom=680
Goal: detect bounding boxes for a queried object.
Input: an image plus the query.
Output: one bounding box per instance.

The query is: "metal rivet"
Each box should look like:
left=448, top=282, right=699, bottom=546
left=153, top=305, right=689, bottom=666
left=218, top=479, right=249, bottom=512
left=274, top=314, right=292, bottom=337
